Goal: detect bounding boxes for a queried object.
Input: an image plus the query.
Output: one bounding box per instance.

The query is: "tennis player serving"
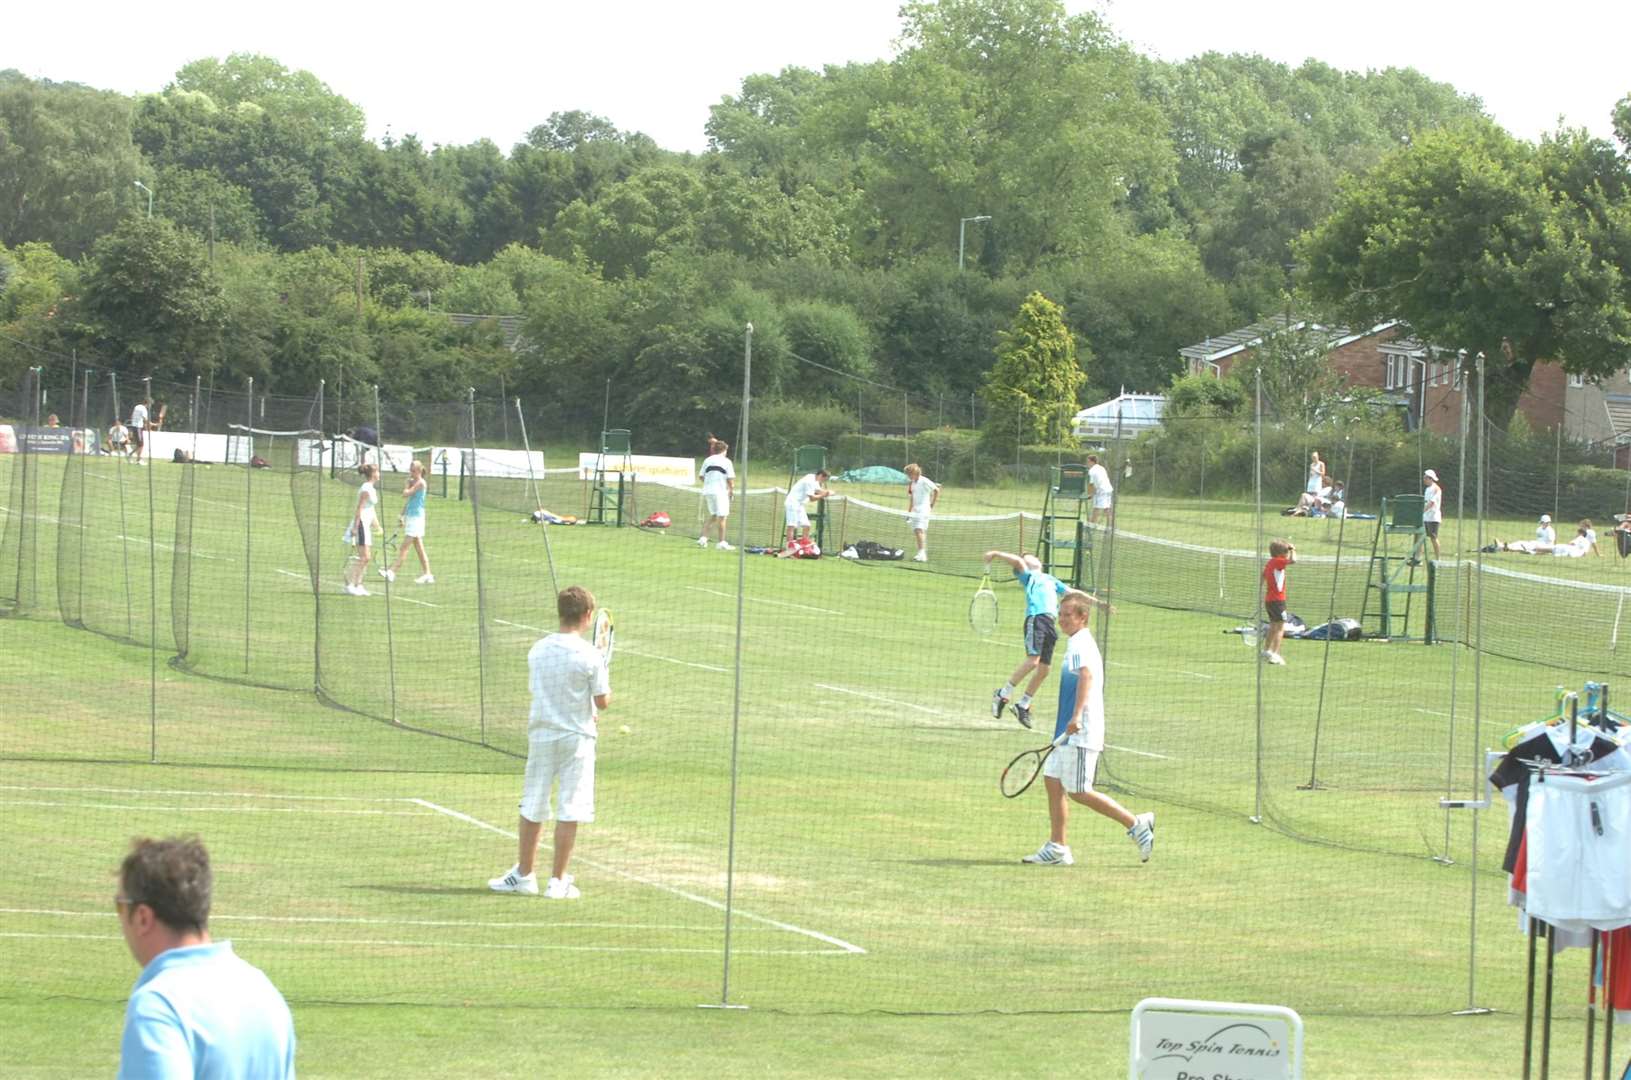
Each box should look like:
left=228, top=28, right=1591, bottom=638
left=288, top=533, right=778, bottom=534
left=984, top=550, right=1112, bottom=729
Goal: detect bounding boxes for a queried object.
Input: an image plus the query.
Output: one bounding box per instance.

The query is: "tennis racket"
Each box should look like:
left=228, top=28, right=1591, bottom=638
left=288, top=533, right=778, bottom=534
left=592, top=607, right=615, bottom=667
left=1000, top=733, right=1067, bottom=798
left=970, top=566, right=998, bottom=637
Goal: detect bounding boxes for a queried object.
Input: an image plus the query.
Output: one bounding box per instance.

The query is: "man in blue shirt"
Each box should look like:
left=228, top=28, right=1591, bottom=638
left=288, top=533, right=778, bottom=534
left=117, top=837, right=296, bottom=1079
left=983, top=550, right=1110, bottom=729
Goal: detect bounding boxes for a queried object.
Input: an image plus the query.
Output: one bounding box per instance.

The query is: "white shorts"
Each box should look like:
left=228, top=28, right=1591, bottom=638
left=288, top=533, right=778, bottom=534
left=518, top=733, right=596, bottom=823
left=1043, top=744, right=1100, bottom=795
left=785, top=504, right=810, bottom=529
left=907, top=512, right=930, bottom=533
left=403, top=513, right=426, bottom=539
left=705, top=491, right=730, bottom=517
left=1093, top=492, right=1113, bottom=510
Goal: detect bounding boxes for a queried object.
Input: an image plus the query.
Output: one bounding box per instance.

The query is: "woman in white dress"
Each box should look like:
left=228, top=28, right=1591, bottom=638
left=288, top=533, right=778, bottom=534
left=346, top=464, right=381, bottom=595
left=1305, top=451, right=1326, bottom=496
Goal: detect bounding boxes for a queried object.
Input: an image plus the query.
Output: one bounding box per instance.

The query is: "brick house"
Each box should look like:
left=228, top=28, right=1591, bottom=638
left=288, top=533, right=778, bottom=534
left=1178, top=316, right=1567, bottom=437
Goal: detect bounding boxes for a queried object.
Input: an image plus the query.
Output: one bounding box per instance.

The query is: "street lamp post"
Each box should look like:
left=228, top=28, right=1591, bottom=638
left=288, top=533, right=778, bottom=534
left=133, top=180, right=153, bottom=218
left=959, top=215, right=991, bottom=271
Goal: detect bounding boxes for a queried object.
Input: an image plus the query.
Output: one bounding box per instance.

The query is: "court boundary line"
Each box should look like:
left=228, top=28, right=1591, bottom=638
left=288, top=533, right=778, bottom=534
left=0, top=930, right=838, bottom=957
left=0, top=907, right=782, bottom=934
left=683, top=585, right=843, bottom=616
left=411, top=799, right=866, bottom=956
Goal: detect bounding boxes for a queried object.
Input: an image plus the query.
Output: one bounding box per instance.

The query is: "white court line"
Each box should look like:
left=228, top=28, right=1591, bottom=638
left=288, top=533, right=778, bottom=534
left=0, top=785, right=403, bottom=803
left=0, top=931, right=832, bottom=957
left=191, top=496, right=247, bottom=511
left=1415, top=708, right=1452, bottom=718
left=1109, top=744, right=1173, bottom=761
left=412, top=799, right=865, bottom=956
left=1177, top=671, right=1217, bottom=681
left=493, top=617, right=546, bottom=633
left=117, top=534, right=218, bottom=560
left=0, top=799, right=430, bottom=816
left=0, top=908, right=776, bottom=934
left=391, top=593, right=439, bottom=609
left=814, top=683, right=950, bottom=718
left=684, top=586, right=843, bottom=616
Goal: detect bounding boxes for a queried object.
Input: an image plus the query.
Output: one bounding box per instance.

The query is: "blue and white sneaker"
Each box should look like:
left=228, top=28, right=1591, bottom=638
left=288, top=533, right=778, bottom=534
left=1021, top=841, right=1074, bottom=866
left=1013, top=704, right=1032, bottom=730
left=991, top=689, right=1008, bottom=719
left=1128, top=813, right=1156, bottom=863
left=488, top=865, right=538, bottom=895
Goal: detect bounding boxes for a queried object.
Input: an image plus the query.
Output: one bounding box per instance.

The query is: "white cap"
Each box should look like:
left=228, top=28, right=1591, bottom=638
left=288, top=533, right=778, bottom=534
left=1540, top=514, right=1552, bottom=523
left=1423, top=469, right=1438, bottom=482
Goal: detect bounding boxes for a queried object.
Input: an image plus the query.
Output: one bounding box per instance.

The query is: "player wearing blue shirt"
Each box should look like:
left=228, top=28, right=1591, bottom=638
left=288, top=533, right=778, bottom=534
left=382, top=460, right=434, bottom=585
left=983, top=550, right=1109, bottom=730
left=116, top=837, right=295, bottom=1080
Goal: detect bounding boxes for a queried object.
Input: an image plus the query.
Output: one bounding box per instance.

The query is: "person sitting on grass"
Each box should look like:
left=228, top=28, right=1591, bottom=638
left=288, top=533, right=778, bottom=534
left=1498, top=519, right=1600, bottom=557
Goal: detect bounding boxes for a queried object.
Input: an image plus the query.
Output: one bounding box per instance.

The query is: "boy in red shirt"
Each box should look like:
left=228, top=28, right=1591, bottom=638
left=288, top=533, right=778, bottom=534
left=1262, top=539, right=1296, bottom=665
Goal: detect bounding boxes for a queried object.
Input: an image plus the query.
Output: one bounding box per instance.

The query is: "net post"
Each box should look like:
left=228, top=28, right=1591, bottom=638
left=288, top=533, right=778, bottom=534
left=145, top=375, right=157, bottom=763
left=468, top=388, right=489, bottom=746
left=1465, top=350, right=1488, bottom=1012
left=716, top=322, right=753, bottom=1009
left=244, top=376, right=253, bottom=674
left=374, top=384, right=398, bottom=724
left=1251, top=366, right=1264, bottom=824
left=111, top=372, right=135, bottom=639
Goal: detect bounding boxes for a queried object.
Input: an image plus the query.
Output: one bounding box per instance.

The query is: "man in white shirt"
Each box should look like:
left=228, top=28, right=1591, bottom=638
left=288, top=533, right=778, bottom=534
left=1020, top=593, right=1154, bottom=867
left=1536, top=514, right=1556, bottom=546
left=778, top=469, right=831, bottom=556
left=490, top=586, right=611, bottom=900
left=903, top=463, right=940, bottom=563
left=1086, top=454, right=1114, bottom=527
left=129, top=398, right=150, bottom=465
left=697, top=438, right=736, bottom=551
left=1422, top=468, right=1443, bottom=559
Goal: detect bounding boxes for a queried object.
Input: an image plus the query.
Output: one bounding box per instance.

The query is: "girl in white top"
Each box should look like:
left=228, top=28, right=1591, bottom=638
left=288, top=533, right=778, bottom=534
left=346, top=464, right=381, bottom=596
left=1306, top=451, right=1326, bottom=496
left=383, top=460, right=433, bottom=584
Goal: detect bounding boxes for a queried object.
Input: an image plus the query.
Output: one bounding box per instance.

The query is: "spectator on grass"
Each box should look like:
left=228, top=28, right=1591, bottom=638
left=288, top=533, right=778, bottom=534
left=1536, top=514, right=1556, bottom=547
left=1422, top=470, right=1443, bottom=560
left=115, top=836, right=295, bottom=1080
left=107, top=419, right=129, bottom=456
left=1328, top=481, right=1347, bottom=520
left=45, top=413, right=59, bottom=428
left=1306, top=451, right=1326, bottom=498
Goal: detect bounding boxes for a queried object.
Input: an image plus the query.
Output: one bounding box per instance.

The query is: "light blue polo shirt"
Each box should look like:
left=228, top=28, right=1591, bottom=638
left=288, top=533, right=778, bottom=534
left=1014, top=567, right=1068, bottom=618
left=120, top=941, right=296, bottom=1080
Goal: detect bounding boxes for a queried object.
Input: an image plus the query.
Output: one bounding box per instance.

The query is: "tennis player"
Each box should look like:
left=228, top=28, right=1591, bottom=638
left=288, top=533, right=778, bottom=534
left=984, top=549, right=1110, bottom=729
left=904, top=463, right=939, bottom=562
left=344, top=464, right=380, bottom=596
left=1021, top=593, right=1155, bottom=866
left=382, top=460, right=433, bottom=584
left=1422, top=469, right=1443, bottom=559
left=129, top=397, right=150, bottom=465
left=698, top=439, right=736, bottom=551
left=1087, top=454, right=1114, bottom=527
left=778, top=468, right=831, bottom=556
left=490, top=586, right=611, bottom=900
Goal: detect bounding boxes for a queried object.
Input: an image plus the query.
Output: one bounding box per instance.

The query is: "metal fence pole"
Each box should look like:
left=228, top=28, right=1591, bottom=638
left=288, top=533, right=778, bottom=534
left=145, top=375, right=158, bottom=762
left=515, top=397, right=558, bottom=596
left=111, top=373, right=134, bottom=639
left=469, top=388, right=489, bottom=745
left=374, top=384, right=397, bottom=724
left=1252, top=367, right=1264, bottom=825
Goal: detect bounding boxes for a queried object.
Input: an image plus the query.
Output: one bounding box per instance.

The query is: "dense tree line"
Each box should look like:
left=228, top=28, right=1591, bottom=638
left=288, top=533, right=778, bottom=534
left=3, top=0, right=1624, bottom=450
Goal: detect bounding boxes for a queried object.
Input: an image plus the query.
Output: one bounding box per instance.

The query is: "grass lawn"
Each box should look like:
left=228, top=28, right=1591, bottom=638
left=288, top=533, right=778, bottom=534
left=1, top=450, right=1620, bottom=1076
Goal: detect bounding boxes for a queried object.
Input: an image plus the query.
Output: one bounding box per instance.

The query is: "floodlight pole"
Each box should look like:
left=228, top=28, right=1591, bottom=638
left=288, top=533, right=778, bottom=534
left=133, top=180, right=153, bottom=218
left=958, top=215, right=991, bottom=271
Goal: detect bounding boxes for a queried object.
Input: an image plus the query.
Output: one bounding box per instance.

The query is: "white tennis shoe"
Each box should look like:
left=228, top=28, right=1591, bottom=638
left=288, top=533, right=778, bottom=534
left=913, top=552, right=928, bottom=562
left=415, top=573, right=435, bottom=585
left=379, top=568, right=395, bottom=582
left=488, top=866, right=538, bottom=895
left=1129, top=813, right=1156, bottom=862
left=544, top=874, right=580, bottom=900
left=697, top=536, right=709, bottom=548
left=717, top=541, right=734, bottom=551
left=1021, top=842, right=1074, bottom=866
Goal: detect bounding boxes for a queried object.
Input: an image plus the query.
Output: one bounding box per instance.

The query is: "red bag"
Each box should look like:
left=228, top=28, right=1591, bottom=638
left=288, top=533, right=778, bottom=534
left=640, top=511, right=671, bottom=528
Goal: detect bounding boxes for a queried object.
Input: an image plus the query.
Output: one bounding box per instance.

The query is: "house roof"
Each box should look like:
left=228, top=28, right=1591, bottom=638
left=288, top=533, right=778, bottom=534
left=1604, top=396, right=1631, bottom=444
left=1180, top=316, right=1399, bottom=364
left=444, top=313, right=526, bottom=349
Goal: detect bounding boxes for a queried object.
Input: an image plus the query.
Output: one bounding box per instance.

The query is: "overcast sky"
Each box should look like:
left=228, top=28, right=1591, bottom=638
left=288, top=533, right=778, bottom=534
left=6, top=1, right=1627, bottom=153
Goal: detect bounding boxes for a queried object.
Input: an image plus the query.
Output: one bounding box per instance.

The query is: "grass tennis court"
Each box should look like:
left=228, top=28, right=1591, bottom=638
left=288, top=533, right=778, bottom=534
left=3, top=452, right=1624, bottom=1076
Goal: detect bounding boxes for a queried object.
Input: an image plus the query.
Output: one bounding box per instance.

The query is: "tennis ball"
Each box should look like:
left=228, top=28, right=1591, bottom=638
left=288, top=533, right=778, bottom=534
left=619, top=725, right=632, bottom=735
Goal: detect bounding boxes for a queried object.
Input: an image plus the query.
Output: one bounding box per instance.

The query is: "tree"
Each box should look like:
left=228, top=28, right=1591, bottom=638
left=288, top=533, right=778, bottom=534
left=170, top=54, right=364, bottom=140
left=982, top=291, right=1085, bottom=446
left=0, top=73, right=146, bottom=257
left=78, top=216, right=226, bottom=383
left=1299, top=120, right=1631, bottom=429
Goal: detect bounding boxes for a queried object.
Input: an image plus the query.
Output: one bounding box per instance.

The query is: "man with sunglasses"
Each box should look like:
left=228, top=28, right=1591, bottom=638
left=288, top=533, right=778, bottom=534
left=116, top=836, right=295, bottom=1079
